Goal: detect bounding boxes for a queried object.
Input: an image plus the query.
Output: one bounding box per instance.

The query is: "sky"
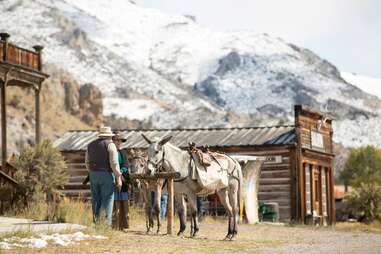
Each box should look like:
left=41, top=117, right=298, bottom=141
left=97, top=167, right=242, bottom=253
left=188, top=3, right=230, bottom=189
left=138, top=0, right=381, bottom=78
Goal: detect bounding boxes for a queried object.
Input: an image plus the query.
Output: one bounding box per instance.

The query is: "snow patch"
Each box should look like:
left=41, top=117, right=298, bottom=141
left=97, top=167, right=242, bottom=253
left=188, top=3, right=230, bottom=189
left=341, top=72, right=381, bottom=99
left=0, top=232, right=107, bottom=249
left=103, top=98, right=160, bottom=120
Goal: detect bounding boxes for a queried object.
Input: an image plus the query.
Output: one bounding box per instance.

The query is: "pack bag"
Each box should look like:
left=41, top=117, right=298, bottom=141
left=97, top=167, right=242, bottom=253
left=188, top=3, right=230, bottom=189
left=191, top=152, right=229, bottom=193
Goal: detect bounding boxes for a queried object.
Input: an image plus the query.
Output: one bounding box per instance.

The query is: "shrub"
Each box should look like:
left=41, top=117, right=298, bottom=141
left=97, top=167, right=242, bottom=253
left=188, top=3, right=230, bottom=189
left=8, top=94, right=22, bottom=108
left=345, top=183, right=381, bottom=223
left=12, top=140, right=69, bottom=213
left=340, top=146, right=381, bottom=223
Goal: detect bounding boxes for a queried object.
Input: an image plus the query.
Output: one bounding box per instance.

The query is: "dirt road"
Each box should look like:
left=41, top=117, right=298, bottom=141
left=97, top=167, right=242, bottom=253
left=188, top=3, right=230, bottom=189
left=3, top=220, right=381, bottom=254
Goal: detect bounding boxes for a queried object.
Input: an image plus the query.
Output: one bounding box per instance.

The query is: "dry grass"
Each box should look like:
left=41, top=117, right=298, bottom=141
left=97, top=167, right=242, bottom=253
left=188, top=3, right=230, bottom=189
left=335, top=221, right=381, bottom=234
left=2, top=200, right=381, bottom=253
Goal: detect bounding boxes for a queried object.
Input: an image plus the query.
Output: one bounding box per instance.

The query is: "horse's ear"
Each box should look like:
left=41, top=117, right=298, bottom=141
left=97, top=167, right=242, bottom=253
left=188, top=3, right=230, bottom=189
left=141, top=133, right=152, bottom=144
left=159, top=136, right=172, bottom=146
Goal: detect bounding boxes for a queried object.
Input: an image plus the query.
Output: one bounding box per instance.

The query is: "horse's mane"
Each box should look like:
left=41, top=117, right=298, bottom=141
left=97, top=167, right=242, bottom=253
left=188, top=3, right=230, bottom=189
left=166, top=142, right=183, bottom=152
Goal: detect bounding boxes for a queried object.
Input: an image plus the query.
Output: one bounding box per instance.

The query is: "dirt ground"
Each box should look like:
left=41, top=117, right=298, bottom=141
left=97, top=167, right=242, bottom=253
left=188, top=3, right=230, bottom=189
left=2, top=219, right=381, bottom=254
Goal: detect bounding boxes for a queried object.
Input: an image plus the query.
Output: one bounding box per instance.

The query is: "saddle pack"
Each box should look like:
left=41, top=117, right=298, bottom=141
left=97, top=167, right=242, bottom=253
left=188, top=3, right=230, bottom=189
left=188, top=144, right=229, bottom=193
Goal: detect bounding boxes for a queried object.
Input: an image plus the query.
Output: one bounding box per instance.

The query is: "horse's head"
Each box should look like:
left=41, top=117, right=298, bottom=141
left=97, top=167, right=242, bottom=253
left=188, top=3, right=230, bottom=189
left=141, top=134, right=172, bottom=175
left=129, top=149, right=147, bottom=174
left=128, top=149, right=148, bottom=188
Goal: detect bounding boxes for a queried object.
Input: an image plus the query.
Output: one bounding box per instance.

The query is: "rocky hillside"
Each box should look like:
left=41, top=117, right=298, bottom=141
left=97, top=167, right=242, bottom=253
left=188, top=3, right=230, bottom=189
left=0, top=64, right=103, bottom=156
left=1, top=0, right=381, bottom=148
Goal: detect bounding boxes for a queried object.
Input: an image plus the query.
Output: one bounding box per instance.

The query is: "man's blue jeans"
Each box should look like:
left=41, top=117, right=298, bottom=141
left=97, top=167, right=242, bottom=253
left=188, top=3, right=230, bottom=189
left=89, top=171, right=115, bottom=225
left=160, top=194, right=168, bottom=219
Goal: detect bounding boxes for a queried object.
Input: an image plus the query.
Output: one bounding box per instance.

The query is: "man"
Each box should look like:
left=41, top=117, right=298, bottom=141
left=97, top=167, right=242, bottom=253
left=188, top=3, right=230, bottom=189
left=86, top=126, right=122, bottom=226
left=112, top=131, right=130, bottom=230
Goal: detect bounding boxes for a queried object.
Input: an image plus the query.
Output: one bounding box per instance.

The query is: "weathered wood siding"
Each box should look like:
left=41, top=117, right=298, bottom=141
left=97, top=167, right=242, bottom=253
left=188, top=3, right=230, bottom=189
left=0, top=41, right=40, bottom=71
left=295, top=105, right=335, bottom=225
left=62, top=151, right=90, bottom=199
left=235, top=148, right=293, bottom=222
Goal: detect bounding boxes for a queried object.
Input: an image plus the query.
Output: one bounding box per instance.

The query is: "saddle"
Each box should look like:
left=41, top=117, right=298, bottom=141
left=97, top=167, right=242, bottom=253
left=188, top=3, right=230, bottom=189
left=188, top=143, right=229, bottom=192
left=188, top=143, right=212, bottom=167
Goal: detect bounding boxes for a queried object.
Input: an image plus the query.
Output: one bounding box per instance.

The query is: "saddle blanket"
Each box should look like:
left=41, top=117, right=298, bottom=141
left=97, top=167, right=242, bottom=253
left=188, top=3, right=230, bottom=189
left=192, top=153, right=229, bottom=192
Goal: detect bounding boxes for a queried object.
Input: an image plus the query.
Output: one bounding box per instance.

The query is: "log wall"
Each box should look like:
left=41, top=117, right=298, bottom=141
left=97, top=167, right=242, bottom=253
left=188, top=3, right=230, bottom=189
left=234, top=148, right=294, bottom=222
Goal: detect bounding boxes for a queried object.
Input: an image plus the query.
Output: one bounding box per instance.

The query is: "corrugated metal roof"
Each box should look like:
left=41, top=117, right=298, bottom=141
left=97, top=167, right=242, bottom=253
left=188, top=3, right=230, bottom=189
left=54, top=125, right=296, bottom=152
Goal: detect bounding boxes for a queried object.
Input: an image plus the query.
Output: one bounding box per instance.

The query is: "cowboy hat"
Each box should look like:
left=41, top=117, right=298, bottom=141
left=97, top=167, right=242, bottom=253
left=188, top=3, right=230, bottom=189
left=98, top=126, right=115, bottom=137
left=113, top=131, right=127, bottom=142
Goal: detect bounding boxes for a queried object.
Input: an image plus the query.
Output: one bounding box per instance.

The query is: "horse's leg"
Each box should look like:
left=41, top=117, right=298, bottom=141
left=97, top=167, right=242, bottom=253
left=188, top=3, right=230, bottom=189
left=155, top=184, right=162, bottom=234
left=175, top=193, right=186, bottom=236
left=187, top=193, right=199, bottom=237
left=216, top=189, right=234, bottom=240
left=228, top=179, right=239, bottom=240
left=143, top=189, right=150, bottom=233
left=145, top=189, right=153, bottom=234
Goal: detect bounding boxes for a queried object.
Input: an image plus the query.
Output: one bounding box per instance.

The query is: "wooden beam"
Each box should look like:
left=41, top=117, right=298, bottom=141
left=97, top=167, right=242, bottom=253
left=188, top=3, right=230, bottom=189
left=329, top=167, right=335, bottom=225
left=167, top=177, right=174, bottom=235
left=0, top=162, right=18, bottom=186
left=1, top=78, right=6, bottom=171
left=129, top=172, right=180, bottom=180
left=35, top=84, right=40, bottom=144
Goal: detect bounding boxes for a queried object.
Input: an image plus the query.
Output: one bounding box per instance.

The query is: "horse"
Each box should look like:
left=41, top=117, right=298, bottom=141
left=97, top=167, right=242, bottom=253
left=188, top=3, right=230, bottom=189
left=141, top=135, right=243, bottom=240
left=129, top=149, right=166, bottom=234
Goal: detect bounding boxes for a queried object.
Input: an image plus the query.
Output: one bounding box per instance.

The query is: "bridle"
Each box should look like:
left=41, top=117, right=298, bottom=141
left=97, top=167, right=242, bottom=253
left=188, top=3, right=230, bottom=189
left=147, top=149, right=166, bottom=173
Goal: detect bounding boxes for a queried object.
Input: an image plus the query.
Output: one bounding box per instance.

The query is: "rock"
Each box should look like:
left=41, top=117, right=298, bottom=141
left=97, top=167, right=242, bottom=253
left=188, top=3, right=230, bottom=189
left=63, top=81, right=80, bottom=115
left=325, top=99, right=377, bottom=120
left=79, top=83, right=103, bottom=126
left=195, top=76, right=226, bottom=107
left=215, top=52, right=241, bottom=76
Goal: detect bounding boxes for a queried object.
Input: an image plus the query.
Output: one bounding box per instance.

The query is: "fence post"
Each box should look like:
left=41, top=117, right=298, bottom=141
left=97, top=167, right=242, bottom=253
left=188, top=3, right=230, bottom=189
left=167, top=177, right=174, bottom=235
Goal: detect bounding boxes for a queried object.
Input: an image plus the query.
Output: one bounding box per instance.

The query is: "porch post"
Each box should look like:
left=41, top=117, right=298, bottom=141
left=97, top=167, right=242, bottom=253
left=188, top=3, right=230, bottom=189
left=35, top=84, right=41, bottom=144
left=1, top=79, right=7, bottom=170
left=167, top=177, right=174, bottom=235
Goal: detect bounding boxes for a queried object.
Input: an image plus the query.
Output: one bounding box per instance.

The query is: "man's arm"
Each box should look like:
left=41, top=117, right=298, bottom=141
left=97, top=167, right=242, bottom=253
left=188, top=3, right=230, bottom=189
left=108, top=142, right=122, bottom=177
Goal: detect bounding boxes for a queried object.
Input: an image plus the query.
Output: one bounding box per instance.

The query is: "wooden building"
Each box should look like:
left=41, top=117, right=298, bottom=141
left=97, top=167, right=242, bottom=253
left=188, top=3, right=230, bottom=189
left=0, top=33, right=48, bottom=190
left=55, top=105, right=335, bottom=224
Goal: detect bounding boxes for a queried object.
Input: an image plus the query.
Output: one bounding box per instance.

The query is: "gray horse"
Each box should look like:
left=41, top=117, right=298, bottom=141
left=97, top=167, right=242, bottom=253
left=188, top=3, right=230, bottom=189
left=141, top=134, right=243, bottom=240
left=129, top=149, right=165, bottom=234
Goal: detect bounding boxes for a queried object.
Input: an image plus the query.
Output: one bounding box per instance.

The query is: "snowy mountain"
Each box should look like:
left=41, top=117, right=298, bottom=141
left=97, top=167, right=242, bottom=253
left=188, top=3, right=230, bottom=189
left=341, top=72, right=381, bottom=99
left=2, top=0, right=381, bottom=148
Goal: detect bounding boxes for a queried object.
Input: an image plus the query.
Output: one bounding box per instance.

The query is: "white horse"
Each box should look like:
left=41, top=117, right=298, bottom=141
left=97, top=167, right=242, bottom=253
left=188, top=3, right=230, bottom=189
left=129, top=149, right=165, bottom=234
left=141, top=135, right=243, bottom=240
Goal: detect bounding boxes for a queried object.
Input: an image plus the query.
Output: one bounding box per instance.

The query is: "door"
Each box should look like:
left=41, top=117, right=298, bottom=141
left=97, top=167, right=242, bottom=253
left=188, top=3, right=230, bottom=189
left=313, top=167, right=322, bottom=216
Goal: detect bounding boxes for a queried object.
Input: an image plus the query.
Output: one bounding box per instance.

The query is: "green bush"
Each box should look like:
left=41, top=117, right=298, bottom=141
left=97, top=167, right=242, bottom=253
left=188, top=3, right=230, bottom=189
left=340, top=145, right=381, bottom=222
left=12, top=140, right=69, bottom=213
left=340, top=145, right=381, bottom=187
left=345, top=183, right=381, bottom=223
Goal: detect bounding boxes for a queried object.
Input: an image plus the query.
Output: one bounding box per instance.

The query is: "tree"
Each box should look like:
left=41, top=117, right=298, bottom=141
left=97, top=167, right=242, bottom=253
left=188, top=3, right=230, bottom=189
left=340, top=145, right=381, bottom=188
left=340, top=145, right=381, bottom=222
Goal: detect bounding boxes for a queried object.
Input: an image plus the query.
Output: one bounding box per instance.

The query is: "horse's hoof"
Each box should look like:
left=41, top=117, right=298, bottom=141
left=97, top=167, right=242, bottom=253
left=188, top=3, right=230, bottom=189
left=177, top=231, right=184, bottom=237
left=229, top=235, right=237, bottom=241
left=223, top=234, right=232, bottom=241
left=192, top=229, right=199, bottom=238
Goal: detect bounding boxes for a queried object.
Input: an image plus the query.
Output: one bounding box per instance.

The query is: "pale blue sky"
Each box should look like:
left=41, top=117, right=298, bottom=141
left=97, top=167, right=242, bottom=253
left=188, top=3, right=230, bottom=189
left=138, top=0, right=381, bottom=78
